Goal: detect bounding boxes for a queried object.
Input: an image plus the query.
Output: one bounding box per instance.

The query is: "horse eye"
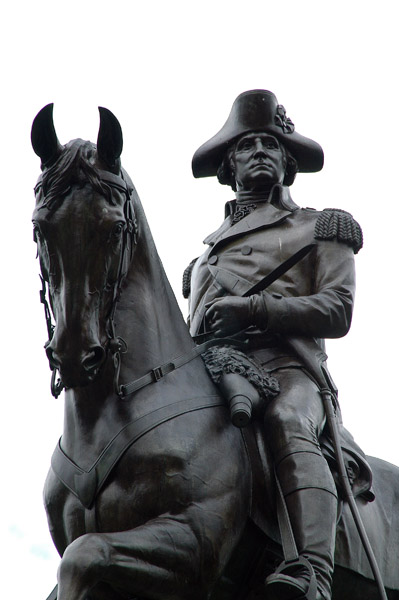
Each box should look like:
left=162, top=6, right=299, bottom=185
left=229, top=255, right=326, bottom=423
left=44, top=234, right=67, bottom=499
left=112, top=223, right=124, bottom=239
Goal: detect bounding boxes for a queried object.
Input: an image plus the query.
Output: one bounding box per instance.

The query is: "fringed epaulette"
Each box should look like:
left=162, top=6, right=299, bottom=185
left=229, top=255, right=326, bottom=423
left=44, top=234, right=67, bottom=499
left=314, top=209, right=363, bottom=254
left=182, top=258, right=198, bottom=299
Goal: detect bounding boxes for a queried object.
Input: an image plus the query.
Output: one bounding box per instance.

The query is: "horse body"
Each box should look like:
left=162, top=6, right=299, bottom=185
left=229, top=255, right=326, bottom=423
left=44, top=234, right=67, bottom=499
left=31, top=106, right=399, bottom=600
left=31, top=106, right=254, bottom=600
left=44, top=405, right=250, bottom=599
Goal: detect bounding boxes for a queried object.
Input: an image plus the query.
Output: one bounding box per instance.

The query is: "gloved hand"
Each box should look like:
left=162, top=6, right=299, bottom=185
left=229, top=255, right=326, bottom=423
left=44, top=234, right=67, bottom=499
left=205, top=294, right=267, bottom=337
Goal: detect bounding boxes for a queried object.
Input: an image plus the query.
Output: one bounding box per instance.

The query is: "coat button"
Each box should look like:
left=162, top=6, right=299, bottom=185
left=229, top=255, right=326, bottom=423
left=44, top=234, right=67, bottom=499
left=208, top=255, right=218, bottom=265
left=241, top=245, right=252, bottom=255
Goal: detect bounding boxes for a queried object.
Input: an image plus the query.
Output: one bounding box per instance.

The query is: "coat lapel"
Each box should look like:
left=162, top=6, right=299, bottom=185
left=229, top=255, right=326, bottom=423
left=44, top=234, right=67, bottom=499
left=203, top=216, right=233, bottom=245
left=209, top=202, right=293, bottom=251
left=204, top=185, right=299, bottom=249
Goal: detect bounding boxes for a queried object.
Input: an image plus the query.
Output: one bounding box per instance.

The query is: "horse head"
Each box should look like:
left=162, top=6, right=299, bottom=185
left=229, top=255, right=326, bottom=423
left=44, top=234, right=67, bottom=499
left=31, top=105, right=136, bottom=391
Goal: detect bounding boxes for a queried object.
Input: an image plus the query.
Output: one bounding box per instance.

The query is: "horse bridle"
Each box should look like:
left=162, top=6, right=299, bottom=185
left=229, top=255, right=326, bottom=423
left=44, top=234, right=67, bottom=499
left=35, top=170, right=137, bottom=398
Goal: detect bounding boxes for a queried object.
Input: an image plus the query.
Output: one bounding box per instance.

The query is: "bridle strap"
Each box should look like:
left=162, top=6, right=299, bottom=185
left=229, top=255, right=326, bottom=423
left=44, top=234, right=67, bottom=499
left=105, top=171, right=137, bottom=380
left=35, top=169, right=131, bottom=196
left=96, top=170, right=131, bottom=194
left=36, top=169, right=238, bottom=403
left=35, top=169, right=137, bottom=398
left=39, top=275, right=54, bottom=343
left=39, top=275, right=64, bottom=398
left=117, top=337, right=248, bottom=398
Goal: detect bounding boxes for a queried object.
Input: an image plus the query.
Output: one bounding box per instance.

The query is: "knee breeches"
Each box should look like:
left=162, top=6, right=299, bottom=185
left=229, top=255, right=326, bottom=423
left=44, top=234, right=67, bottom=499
left=263, top=367, right=336, bottom=498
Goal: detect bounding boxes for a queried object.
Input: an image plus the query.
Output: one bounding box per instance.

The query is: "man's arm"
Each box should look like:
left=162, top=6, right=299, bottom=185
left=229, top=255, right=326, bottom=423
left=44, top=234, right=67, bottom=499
left=264, top=240, right=355, bottom=338
left=206, top=239, right=356, bottom=339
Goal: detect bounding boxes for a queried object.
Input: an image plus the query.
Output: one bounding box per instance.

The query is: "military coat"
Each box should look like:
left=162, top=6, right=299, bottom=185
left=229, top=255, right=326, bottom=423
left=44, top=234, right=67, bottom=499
left=186, top=185, right=371, bottom=498
left=188, top=185, right=360, bottom=359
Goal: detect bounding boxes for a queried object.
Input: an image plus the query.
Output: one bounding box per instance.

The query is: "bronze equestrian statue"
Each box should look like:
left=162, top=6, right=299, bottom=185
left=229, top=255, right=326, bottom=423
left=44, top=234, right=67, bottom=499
left=30, top=101, right=399, bottom=600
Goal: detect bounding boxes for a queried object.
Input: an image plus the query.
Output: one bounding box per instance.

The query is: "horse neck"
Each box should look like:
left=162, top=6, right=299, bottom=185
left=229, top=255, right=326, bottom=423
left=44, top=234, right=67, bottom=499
left=115, top=198, right=195, bottom=382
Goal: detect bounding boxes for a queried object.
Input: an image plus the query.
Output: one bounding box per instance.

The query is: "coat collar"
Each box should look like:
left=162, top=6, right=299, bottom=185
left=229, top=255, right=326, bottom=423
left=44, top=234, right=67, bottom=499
left=203, top=184, right=299, bottom=246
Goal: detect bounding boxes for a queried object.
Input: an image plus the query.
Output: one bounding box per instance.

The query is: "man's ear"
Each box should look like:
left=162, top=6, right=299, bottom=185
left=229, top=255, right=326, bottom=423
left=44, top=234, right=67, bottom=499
left=228, top=152, right=238, bottom=191
left=229, top=153, right=236, bottom=175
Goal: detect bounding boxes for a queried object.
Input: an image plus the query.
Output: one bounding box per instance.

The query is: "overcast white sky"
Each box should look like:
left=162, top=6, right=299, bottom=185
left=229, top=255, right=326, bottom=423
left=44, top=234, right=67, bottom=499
left=1, top=1, right=399, bottom=598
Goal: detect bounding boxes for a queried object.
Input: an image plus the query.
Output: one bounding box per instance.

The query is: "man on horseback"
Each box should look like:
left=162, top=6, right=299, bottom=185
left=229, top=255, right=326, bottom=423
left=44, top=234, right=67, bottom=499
left=184, top=90, right=368, bottom=600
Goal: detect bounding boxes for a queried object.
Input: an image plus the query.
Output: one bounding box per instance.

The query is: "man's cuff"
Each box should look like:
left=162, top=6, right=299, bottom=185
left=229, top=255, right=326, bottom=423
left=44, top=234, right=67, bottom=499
left=250, top=294, right=269, bottom=329
left=261, top=292, right=289, bottom=332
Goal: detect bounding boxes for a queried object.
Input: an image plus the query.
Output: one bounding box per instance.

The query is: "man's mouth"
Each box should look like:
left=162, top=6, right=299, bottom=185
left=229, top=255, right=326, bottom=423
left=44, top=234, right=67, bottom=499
left=251, top=161, right=271, bottom=170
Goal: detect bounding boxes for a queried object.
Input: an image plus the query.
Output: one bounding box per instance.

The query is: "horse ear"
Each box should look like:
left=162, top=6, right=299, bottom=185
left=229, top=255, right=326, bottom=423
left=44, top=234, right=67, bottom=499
left=31, top=104, right=63, bottom=168
left=97, top=107, right=123, bottom=168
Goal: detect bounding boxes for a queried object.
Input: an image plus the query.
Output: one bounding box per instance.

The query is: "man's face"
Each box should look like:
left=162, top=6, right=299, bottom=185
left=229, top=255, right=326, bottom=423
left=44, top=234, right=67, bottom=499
left=231, top=132, right=286, bottom=192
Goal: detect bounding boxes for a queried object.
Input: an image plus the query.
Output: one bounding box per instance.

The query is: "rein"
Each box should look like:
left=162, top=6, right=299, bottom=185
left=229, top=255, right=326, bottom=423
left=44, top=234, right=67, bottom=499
left=36, top=169, right=241, bottom=401
left=35, top=167, right=247, bottom=401
left=115, top=336, right=247, bottom=398
left=39, top=275, right=64, bottom=397
left=35, top=167, right=249, bottom=410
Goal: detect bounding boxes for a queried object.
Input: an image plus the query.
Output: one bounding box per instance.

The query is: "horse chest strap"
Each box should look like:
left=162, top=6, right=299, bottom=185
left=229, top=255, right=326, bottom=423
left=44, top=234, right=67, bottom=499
left=51, top=395, right=224, bottom=509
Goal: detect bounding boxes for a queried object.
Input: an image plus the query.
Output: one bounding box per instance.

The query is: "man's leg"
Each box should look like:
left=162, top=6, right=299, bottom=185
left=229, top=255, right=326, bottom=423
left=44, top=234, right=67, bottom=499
left=263, top=368, right=338, bottom=600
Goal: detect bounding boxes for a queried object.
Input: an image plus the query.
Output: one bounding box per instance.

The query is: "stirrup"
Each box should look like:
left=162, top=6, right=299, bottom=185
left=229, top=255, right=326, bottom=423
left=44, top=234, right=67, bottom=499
left=265, top=556, right=317, bottom=600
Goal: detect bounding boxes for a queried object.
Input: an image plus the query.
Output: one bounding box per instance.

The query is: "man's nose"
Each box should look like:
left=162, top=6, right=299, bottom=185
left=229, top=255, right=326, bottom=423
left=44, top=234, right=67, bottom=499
left=254, top=140, right=267, bottom=157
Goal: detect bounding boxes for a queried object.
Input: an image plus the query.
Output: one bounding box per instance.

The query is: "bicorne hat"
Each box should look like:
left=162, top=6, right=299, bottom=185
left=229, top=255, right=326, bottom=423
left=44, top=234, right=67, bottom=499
left=192, top=90, right=324, bottom=178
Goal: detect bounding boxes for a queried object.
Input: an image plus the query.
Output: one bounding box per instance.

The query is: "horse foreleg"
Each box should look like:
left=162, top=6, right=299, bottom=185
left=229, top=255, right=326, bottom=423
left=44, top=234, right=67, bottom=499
left=57, top=515, right=222, bottom=600
left=56, top=532, right=111, bottom=600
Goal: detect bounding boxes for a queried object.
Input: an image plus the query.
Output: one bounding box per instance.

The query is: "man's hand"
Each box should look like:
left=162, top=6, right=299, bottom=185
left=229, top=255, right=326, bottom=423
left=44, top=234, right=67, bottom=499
left=205, top=295, right=267, bottom=337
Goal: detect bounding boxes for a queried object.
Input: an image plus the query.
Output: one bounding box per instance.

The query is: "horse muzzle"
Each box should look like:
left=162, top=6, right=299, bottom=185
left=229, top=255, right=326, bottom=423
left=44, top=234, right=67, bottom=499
left=46, top=341, right=106, bottom=388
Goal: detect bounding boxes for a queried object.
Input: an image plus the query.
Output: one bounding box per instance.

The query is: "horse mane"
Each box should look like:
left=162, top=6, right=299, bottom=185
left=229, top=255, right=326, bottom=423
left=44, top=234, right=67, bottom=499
left=38, top=139, right=114, bottom=211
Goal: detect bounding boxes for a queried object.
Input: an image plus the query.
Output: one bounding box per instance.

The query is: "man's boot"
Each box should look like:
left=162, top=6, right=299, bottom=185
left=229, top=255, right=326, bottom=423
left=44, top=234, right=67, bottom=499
left=266, top=453, right=338, bottom=600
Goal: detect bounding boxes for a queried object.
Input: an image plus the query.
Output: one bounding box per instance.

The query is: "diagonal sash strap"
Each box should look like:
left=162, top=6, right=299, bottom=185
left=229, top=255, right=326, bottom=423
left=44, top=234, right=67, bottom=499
left=51, top=395, right=224, bottom=508
left=242, top=243, right=316, bottom=297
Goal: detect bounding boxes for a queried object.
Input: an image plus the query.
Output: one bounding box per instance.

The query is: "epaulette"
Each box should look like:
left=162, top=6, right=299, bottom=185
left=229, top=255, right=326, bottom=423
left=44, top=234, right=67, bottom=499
left=182, top=258, right=198, bottom=299
left=314, top=209, right=363, bottom=254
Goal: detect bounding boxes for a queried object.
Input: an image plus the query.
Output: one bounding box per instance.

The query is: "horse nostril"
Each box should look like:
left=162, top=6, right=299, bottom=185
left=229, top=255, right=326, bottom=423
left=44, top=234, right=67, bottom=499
left=46, top=345, right=60, bottom=369
left=82, top=346, right=105, bottom=372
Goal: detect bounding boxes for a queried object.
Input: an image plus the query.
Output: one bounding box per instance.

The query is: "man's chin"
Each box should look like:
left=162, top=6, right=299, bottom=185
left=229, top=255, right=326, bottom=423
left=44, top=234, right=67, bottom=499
left=245, top=176, right=279, bottom=192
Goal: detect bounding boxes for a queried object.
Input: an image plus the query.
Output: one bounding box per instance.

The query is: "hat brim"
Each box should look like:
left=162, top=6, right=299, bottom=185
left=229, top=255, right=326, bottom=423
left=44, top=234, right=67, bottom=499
left=192, top=125, right=323, bottom=178
left=192, top=90, right=324, bottom=178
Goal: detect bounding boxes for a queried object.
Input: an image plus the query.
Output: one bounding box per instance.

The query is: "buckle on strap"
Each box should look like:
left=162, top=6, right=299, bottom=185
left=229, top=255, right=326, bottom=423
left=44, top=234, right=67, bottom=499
left=152, top=366, right=164, bottom=382
left=118, top=338, right=250, bottom=399
left=151, top=362, right=175, bottom=382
